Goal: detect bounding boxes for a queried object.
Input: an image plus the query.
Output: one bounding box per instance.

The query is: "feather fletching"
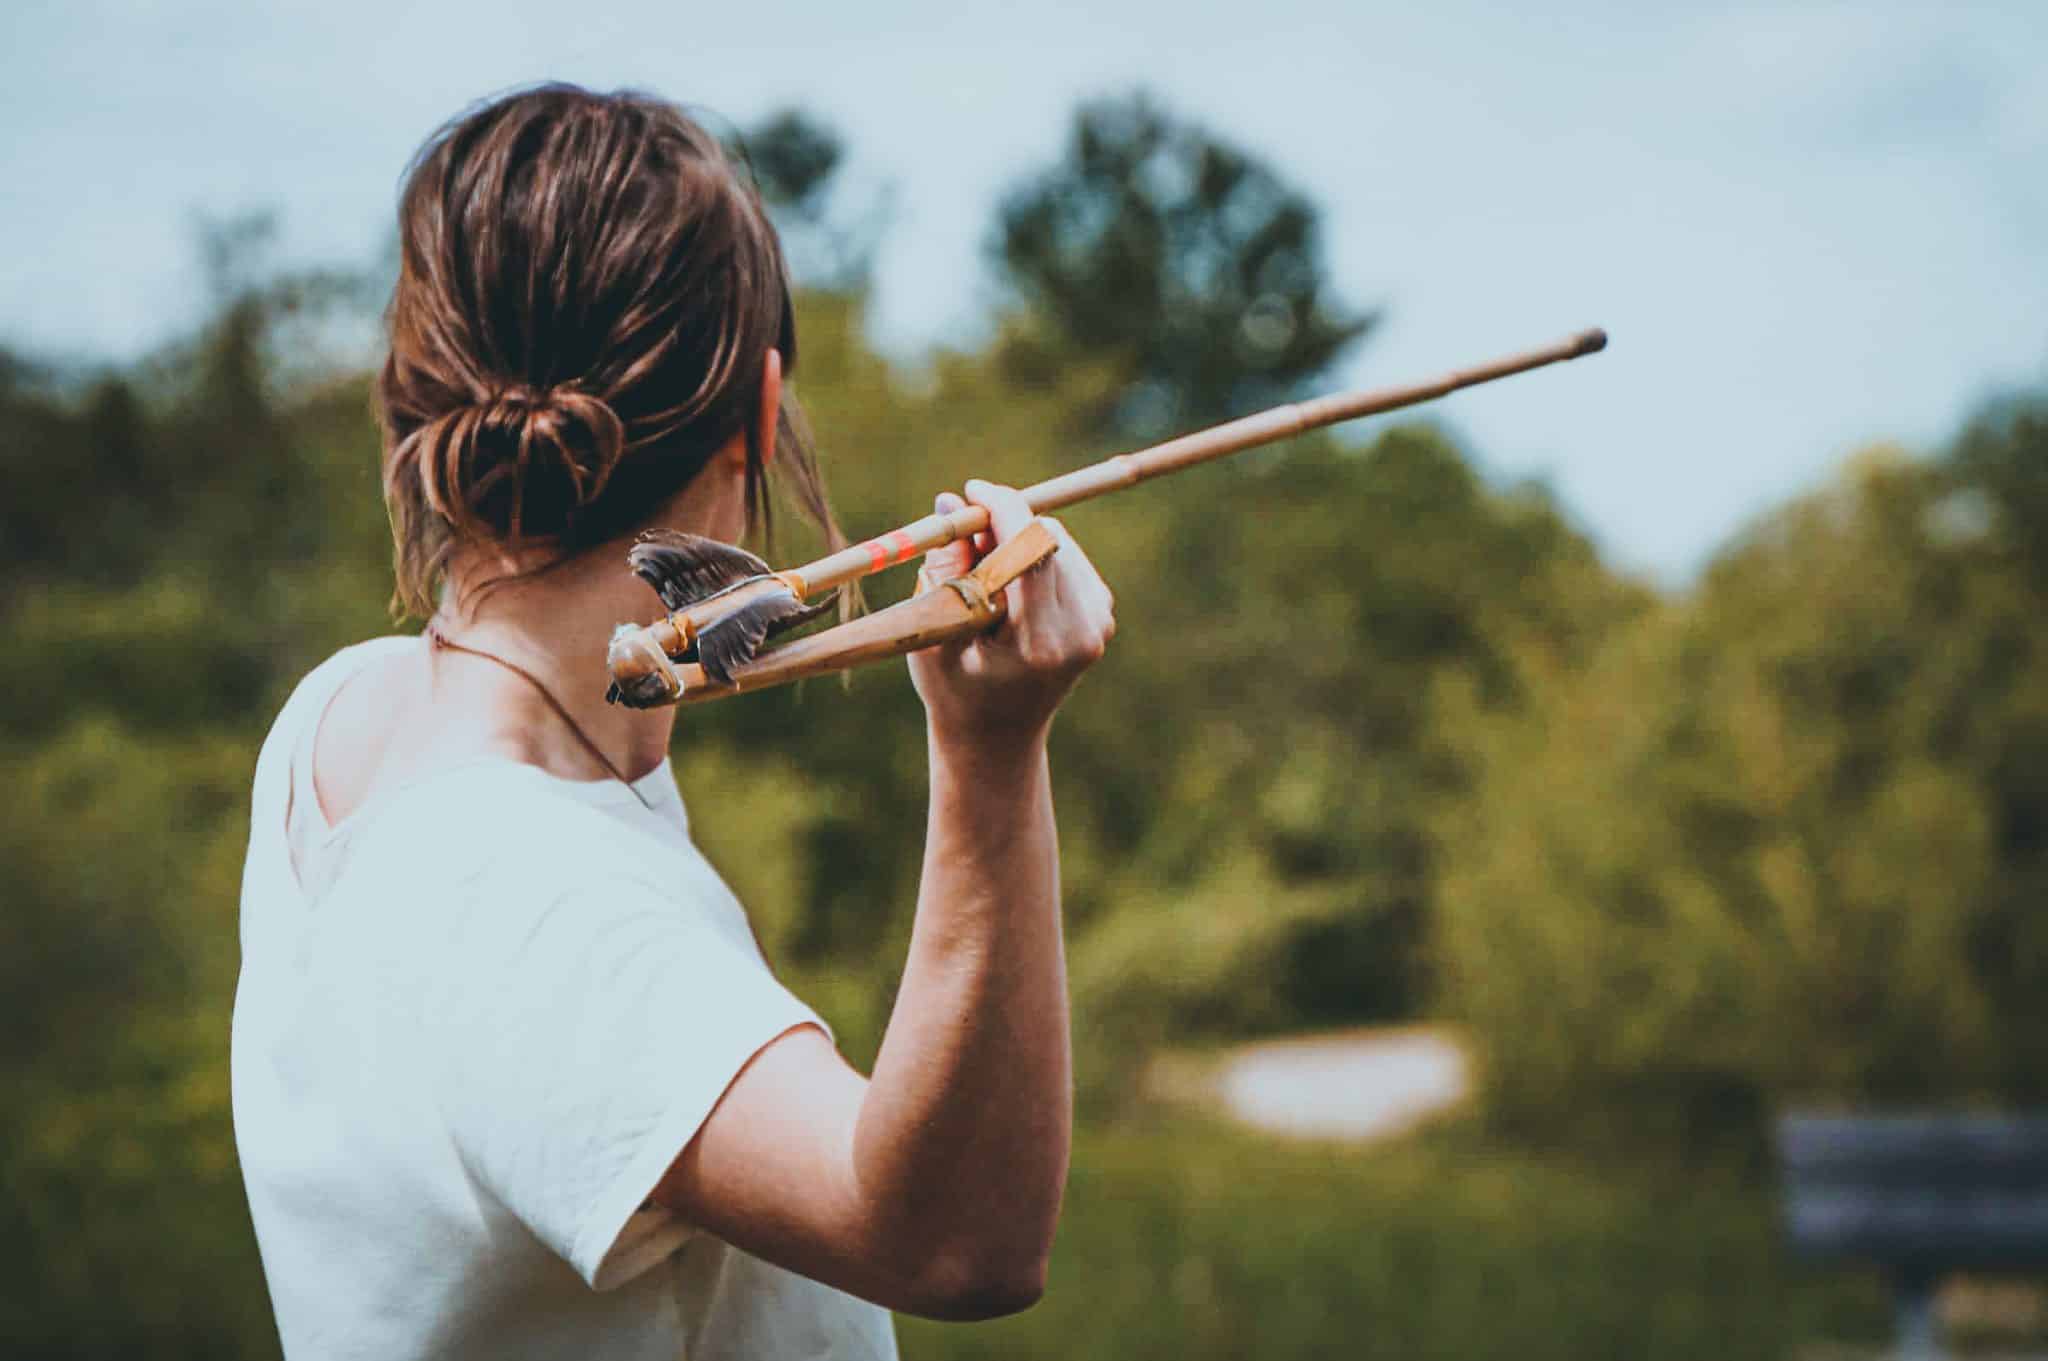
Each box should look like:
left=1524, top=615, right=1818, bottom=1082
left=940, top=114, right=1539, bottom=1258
left=695, top=593, right=836, bottom=685
left=618, top=530, right=837, bottom=689
left=627, top=531, right=774, bottom=611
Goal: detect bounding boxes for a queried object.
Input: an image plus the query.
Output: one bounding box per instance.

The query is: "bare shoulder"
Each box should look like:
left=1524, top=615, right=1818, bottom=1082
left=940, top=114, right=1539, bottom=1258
left=312, top=646, right=429, bottom=827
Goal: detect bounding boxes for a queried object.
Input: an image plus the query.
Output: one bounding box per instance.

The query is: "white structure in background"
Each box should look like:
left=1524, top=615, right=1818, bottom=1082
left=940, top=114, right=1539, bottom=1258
left=1214, top=1028, right=1470, bottom=1142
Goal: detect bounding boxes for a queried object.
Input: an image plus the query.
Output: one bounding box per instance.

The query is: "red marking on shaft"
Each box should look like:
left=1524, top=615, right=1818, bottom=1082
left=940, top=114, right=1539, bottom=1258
left=863, top=539, right=890, bottom=573
left=887, top=529, right=918, bottom=564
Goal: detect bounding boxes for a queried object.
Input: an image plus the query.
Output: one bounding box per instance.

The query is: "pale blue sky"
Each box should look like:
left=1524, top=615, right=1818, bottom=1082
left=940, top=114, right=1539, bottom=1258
left=3, top=0, right=2043, bottom=581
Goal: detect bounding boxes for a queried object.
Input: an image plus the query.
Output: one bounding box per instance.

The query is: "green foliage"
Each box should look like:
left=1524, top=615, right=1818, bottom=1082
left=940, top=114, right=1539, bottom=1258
left=1951, top=395, right=2048, bottom=592
left=0, top=237, right=410, bottom=1357
left=738, top=108, right=845, bottom=213
left=1045, top=423, right=1640, bottom=1066
left=732, top=107, right=887, bottom=291
left=900, top=1120, right=1885, bottom=1361
left=1437, top=441, right=2048, bottom=1159
left=1, top=722, right=276, bottom=1358
left=995, top=91, right=1374, bottom=432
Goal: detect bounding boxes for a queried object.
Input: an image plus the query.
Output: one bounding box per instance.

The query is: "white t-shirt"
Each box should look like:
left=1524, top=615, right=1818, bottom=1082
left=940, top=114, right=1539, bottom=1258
left=232, top=636, right=898, bottom=1360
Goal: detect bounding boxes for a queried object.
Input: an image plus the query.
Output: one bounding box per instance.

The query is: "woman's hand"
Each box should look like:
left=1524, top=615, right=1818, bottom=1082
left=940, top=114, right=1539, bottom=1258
left=907, top=480, right=1116, bottom=752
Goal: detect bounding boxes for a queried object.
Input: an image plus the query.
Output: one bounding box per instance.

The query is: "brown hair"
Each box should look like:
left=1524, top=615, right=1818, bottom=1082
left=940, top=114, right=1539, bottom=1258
left=377, top=83, right=845, bottom=618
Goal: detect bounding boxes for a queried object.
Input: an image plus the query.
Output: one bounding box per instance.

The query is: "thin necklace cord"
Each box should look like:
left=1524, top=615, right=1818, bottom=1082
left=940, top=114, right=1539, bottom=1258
left=425, top=622, right=655, bottom=813
left=425, top=623, right=782, bottom=968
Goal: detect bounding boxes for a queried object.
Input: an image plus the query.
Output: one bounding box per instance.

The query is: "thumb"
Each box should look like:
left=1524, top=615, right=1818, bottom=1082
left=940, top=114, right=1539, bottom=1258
left=918, top=492, right=974, bottom=590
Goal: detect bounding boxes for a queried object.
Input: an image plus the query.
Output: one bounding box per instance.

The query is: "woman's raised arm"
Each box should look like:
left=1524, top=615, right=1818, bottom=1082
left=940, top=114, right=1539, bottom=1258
left=653, top=481, right=1113, bottom=1320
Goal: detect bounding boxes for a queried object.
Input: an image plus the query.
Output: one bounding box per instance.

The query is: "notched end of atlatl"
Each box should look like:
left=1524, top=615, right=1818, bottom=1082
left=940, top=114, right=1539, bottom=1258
left=604, top=622, right=681, bottom=709
left=605, top=673, right=681, bottom=709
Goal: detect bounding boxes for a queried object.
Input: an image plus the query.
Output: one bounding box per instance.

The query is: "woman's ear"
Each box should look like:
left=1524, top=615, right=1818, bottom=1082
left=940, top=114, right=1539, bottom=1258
left=756, top=347, right=783, bottom=470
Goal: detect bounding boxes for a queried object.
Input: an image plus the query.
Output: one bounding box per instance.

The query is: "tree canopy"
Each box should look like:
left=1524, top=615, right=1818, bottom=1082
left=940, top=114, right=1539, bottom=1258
left=995, top=91, right=1375, bottom=432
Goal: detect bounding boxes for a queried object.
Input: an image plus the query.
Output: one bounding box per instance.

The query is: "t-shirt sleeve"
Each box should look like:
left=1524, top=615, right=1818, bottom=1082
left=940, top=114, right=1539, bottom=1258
left=420, top=869, right=827, bottom=1291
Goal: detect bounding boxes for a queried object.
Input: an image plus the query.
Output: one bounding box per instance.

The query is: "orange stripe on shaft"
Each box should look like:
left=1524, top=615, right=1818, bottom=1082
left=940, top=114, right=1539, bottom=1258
left=862, top=539, right=890, bottom=573
left=886, top=529, right=918, bottom=564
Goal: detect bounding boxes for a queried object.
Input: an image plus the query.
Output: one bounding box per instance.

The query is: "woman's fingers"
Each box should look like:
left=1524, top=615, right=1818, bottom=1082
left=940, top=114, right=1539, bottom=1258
left=907, top=482, right=1115, bottom=743
left=962, top=479, right=1035, bottom=542
left=1041, top=517, right=1115, bottom=654
left=962, top=480, right=1062, bottom=645
left=952, top=480, right=1119, bottom=676
left=919, top=492, right=976, bottom=592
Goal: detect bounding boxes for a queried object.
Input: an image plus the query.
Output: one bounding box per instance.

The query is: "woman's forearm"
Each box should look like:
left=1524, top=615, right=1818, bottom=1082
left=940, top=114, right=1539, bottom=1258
left=654, top=485, right=1109, bottom=1319
left=852, top=727, right=1071, bottom=1306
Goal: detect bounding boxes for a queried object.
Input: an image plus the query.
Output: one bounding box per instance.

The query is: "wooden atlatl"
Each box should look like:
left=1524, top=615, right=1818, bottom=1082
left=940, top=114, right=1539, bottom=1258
left=608, top=521, right=1060, bottom=706
left=605, top=326, right=1608, bottom=706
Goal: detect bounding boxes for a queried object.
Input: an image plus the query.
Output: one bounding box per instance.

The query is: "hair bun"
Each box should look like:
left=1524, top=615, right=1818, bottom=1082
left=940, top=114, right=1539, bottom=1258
left=377, top=88, right=850, bottom=620
left=396, top=380, right=627, bottom=543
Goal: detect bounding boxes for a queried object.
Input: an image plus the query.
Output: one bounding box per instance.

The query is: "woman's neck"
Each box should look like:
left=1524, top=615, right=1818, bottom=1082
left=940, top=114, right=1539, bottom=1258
left=434, top=555, right=679, bottom=784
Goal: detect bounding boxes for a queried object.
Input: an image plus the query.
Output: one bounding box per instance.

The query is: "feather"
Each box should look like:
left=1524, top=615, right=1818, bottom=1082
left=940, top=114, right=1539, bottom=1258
left=621, top=530, right=838, bottom=688
left=694, top=591, right=837, bottom=686
left=627, top=530, right=774, bottom=611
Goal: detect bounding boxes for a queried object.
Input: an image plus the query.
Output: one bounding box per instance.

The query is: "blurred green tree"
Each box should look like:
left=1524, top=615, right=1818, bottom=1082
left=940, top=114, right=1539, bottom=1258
left=732, top=108, right=888, bottom=292
left=1437, top=434, right=2048, bottom=1162
left=740, top=108, right=844, bottom=217
left=994, top=91, right=1375, bottom=433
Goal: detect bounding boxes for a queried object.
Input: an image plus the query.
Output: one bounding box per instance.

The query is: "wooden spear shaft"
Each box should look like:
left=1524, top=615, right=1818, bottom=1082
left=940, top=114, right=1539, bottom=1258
left=780, top=326, right=1607, bottom=599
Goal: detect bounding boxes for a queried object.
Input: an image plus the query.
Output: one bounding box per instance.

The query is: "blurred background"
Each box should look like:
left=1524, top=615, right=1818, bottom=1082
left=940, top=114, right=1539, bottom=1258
left=5, top=1, right=2047, bottom=1356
